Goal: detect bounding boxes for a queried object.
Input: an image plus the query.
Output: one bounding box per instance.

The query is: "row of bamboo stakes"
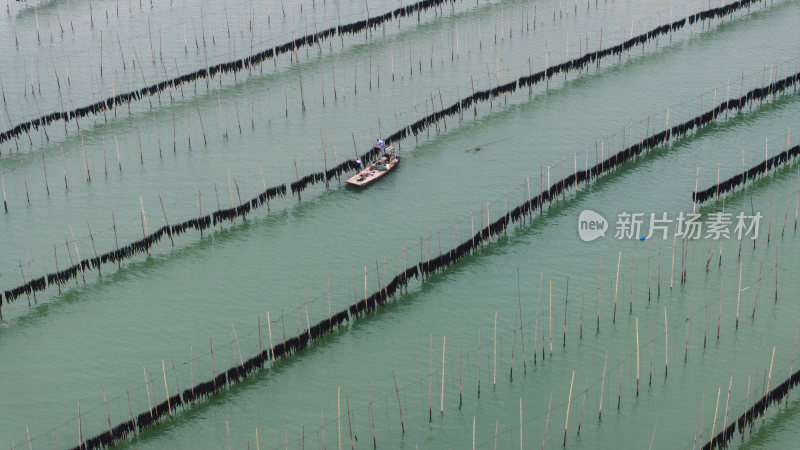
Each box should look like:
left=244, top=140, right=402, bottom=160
left=0, top=0, right=478, bottom=146
left=50, top=132, right=799, bottom=449
left=11, top=140, right=791, bottom=445
left=692, top=141, right=799, bottom=204
left=0, top=0, right=768, bottom=150
left=2, top=0, right=781, bottom=208
left=4, top=59, right=799, bottom=320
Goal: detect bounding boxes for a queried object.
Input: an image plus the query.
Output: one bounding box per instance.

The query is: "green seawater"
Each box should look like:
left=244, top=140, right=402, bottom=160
left=1, top=0, right=799, bottom=448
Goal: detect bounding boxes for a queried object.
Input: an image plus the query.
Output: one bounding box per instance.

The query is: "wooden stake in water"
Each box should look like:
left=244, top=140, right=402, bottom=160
left=162, top=360, right=172, bottom=415
left=664, top=307, right=669, bottom=377
left=511, top=313, right=517, bottom=381
left=563, top=277, right=569, bottom=347
left=774, top=247, right=779, bottom=302
left=617, top=350, right=623, bottom=409
left=599, top=349, right=607, bottom=419
left=670, top=235, right=676, bottom=289
left=441, top=335, right=446, bottom=414
left=636, top=317, right=640, bottom=396
left=368, top=381, right=376, bottom=447
left=493, top=312, right=498, bottom=388
left=613, top=250, right=621, bottom=323
left=736, top=260, right=743, bottom=328
left=535, top=273, right=542, bottom=364
left=542, top=392, right=553, bottom=449
left=478, top=327, right=481, bottom=396
left=710, top=387, right=720, bottom=448
left=564, top=369, right=575, bottom=446
left=77, top=401, right=83, bottom=450
left=685, top=312, right=690, bottom=363
left=0, top=168, right=7, bottom=212
left=392, top=370, right=405, bottom=433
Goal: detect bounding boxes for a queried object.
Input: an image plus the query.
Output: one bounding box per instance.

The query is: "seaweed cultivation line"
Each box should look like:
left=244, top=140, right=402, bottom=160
left=692, top=145, right=800, bottom=204
left=0, top=0, right=775, bottom=149
left=702, top=365, right=800, bottom=450
left=2, top=183, right=286, bottom=307
left=283, top=0, right=774, bottom=197
left=4, top=67, right=799, bottom=314
left=64, top=270, right=417, bottom=450
left=0, top=0, right=469, bottom=146
left=23, top=101, right=799, bottom=448
left=0, top=0, right=773, bottom=201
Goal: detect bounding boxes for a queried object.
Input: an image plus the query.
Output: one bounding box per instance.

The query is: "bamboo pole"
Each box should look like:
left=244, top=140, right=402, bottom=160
left=392, top=370, right=404, bottom=433
left=429, top=334, right=433, bottom=421
left=710, top=387, right=720, bottom=448
left=368, top=381, right=376, bottom=447
left=1, top=168, right=7, bottom=212
left=542, top=392, right=552, bottom=449
left=441, top=335, right=446, bottom=414
left=664, top=307, right=669, bottom=377
left=564, top=369, right=575, bottom=446
left=493, top=311, right=497, bottom=388
left=143, top=367, right=153, bottom=418
left=549, top=280, right=553, bottom=356
left=478, top=327, right=481, bottom=396
left=613, top=250, right=621, bottom=323
left=78, top=401, right=83, bottom=450
left=535, top=273, right=542, bottom=364
left=617, top=350, right=623, bottom=409
left=597, top=255, right=602, bottom=332
left=599, top=349, right=607, bottom=419
left=563, top=277, right=569, bottom=347
left=685, top=312, right=691, bottom=363
left=636, top=317, right=640, bottom=396
left=162, top=360, right=172, bottom=415
left=459, top=342, right=463, bottom=407
left=347, top=394, right=354, bottom=450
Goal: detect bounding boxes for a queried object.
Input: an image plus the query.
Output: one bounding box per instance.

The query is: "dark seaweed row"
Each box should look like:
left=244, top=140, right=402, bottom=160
left=4, top=64, right=798, bottom=309
left=702, top=367, right=800, bottom=450
left=57, top=70, right=799, bottom=450
left=693, top=145, right=800, bottom=204
left=3, top=184, right=286, bottom=306
left=0, top=0, right=458, bottom=146
left=288, top=0, right=766, bottom=198
left=0, top=0, right=783, bottom=299
left=65, top=267, right=422, bottom=450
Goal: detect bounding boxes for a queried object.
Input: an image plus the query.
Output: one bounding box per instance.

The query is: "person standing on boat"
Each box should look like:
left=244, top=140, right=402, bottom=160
left=376, top=139, right=385, bottom=149
left=355, top=158, right=363, bottom=172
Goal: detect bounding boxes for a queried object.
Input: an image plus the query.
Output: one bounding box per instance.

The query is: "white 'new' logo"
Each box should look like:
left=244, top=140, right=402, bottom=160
left=578, top=210, right=608, bottom=242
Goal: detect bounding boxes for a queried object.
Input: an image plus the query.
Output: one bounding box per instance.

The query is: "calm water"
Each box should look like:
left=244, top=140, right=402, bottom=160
left=1, top=0, right=799, bottom=448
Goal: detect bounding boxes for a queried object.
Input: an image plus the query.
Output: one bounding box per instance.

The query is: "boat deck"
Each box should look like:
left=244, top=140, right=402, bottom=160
left=345, top=147, right=400, bottom=187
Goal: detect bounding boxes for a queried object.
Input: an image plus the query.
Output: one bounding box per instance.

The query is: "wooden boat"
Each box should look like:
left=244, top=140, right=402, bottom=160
left=345, top=145, right=401, bottom=187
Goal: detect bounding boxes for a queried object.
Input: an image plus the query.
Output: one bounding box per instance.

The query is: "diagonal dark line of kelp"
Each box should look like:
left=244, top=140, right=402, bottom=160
left=702, top=366, right=800, bottom=450
left=0, top=0, right=772, bottom=148
left=287, top=0, right=770, bottom=196
left=0, top=0, right=465, bottom=146
left=4, top=59, right=799, bottom=314
left=693, top=145, right=800, bottom=204
left=65, top=68, right=800, bottom=450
